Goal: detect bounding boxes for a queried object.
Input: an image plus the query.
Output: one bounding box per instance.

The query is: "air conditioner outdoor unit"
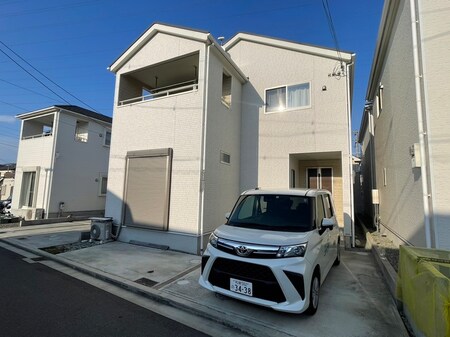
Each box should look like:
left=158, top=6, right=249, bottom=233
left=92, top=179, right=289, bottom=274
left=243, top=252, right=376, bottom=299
left=90, top=217, right=112, bottom=241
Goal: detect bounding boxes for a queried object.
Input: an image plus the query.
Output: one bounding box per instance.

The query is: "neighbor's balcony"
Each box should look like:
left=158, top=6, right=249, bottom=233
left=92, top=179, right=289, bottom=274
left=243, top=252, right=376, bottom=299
left=21, top=114, right=54, bottom=140
left=118, top=79, right=198, bottom=106
left=22, top=132, right=53, bottom=140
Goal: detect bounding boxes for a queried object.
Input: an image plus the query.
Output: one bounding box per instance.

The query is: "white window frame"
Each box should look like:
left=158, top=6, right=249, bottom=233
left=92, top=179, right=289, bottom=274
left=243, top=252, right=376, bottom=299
left=20, top=167, right=40, bottom=208
left=103, top=129, right=112, bottom=147
left=264, top=82, right=311, bottom=114
left=98, top=174, right=108, bottom=196
left=221, top=71, right=232, bottom=109
left=75, top=120, right=89, bottom=143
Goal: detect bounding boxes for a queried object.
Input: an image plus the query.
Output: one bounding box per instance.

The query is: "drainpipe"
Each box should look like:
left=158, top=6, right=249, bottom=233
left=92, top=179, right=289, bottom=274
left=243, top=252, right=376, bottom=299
left=198, top=42, right=211, bottom=255
left=346, top=61, right=355, bottom=247
left=410, top=0, right=433, bottom=248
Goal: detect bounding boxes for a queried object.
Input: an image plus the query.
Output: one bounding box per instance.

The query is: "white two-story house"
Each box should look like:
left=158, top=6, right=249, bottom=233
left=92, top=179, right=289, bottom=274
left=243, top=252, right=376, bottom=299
left=12, top=105, right=112, bottom=220
left=106, top=23, right=355, bottom=254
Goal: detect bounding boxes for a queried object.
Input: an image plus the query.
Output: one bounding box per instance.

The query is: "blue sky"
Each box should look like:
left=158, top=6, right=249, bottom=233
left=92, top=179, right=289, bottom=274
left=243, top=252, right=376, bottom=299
left=0, top=0, right=383, bottom=163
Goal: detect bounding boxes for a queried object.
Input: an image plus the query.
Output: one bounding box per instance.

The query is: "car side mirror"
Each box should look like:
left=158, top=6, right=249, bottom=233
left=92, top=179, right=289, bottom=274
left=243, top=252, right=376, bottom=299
left=225, top=212, right=231, bottom=220
left=321, top=218, right=334, bottom=230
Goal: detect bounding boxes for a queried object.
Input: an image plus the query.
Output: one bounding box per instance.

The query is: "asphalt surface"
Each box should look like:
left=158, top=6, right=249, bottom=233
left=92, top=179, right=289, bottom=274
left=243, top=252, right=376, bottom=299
left=0, top=246, right=209, bottom=337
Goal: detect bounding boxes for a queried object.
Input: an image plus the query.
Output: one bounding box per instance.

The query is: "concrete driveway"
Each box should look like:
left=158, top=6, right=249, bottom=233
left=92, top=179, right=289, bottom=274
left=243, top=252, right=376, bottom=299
left=1, top=223, right=408, bottom=337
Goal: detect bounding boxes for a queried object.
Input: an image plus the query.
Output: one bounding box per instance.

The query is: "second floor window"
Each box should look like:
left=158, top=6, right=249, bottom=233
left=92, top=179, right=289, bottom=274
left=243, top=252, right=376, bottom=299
left=221, top=72, right=232, bottom=108
left=75, top=120, right=89, bottom=142
left=104, top=130, right=111, bottom=147
left=265, top=82, right=310, bottom=113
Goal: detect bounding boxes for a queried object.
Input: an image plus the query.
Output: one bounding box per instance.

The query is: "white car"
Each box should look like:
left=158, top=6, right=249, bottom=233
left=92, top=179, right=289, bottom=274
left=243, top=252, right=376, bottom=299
left=199, top=188, right=340, bottom=314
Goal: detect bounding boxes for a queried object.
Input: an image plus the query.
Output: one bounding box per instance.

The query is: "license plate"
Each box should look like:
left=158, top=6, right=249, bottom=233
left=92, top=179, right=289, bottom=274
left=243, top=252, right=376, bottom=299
left=230, top=278, right=253, bottom=296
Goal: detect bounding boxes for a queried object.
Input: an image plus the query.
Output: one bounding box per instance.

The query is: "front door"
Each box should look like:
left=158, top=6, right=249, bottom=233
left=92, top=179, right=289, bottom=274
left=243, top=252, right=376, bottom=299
left=307, top=168, right=333, bottom=193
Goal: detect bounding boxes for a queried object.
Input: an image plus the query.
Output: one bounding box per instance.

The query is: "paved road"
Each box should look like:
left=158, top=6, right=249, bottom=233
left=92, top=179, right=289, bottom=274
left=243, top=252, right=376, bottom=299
left=0, top=246, right=208, bottom=337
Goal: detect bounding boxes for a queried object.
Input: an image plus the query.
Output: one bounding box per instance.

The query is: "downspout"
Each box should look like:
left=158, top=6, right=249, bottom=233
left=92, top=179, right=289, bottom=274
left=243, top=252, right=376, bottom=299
left=46, top=110, right=59, bottom=219
left=345, top=61, right=355, bottom=247
left=368, top=107, right=379, bottom=231
left=410, top=0, right=432, bottom=248
left=198, top=42, right=211, bottom=255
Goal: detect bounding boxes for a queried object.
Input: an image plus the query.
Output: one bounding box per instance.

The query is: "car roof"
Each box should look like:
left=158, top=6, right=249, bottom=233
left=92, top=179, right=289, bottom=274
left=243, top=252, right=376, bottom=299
left=241, top=188, right=330, bottom=197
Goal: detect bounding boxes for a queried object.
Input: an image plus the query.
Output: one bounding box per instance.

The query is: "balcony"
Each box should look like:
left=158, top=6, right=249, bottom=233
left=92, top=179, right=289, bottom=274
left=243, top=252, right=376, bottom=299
left=118, top=52, right=199, bottom=106
left=119, top=80, right=198, bottom=106
left=21, top=114, right=54, bottom=140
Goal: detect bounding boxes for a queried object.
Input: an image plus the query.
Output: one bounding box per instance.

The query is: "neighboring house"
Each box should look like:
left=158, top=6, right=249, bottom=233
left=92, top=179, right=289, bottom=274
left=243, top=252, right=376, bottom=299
left=0, top=164, right=15, bottom=200
left=105, top=23, right=355, bottom=254
left=358, top=0, right=450, bottom=249
left=11, top=105, right=112, bottom=220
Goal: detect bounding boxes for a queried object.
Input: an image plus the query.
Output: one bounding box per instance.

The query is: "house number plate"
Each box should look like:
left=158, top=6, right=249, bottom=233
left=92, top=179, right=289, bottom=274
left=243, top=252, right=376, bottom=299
left=230, top=278, right=253, bottom=296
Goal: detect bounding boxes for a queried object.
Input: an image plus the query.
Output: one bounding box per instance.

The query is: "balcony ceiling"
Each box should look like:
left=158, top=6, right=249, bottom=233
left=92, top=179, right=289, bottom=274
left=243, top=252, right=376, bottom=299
left=127, top=53, right=199, bottom=89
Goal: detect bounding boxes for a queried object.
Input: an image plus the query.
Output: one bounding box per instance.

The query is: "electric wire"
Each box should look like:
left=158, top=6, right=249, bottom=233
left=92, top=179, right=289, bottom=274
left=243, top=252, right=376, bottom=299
left=0, top=41, right=98, bottom=112
left=321, top=0, right=344, bottom=73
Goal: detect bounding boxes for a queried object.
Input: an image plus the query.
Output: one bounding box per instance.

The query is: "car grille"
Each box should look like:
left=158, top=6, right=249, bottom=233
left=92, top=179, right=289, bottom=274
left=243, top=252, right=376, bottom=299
left=208, top=257, right=286, bottom=303
left=216, top=238, right=279, bottom=258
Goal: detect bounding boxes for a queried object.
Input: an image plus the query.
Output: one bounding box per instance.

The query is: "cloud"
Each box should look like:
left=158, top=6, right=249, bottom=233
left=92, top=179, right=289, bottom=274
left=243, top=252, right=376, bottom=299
left=0, top=115, right=17, bottom=123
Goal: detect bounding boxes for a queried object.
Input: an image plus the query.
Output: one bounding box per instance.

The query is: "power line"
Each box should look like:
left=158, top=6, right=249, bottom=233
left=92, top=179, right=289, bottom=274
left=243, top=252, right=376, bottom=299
left=0, top=41, right=98, bottom=112
left=0, top=44, right=72, bottom=105
left=0, top=78, right=60, bottom=101
left=321, top=0, right=345, bottom=76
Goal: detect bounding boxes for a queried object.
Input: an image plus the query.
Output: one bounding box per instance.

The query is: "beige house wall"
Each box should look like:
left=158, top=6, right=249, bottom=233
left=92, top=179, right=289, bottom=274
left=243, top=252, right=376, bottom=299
left=227, top=40, right=353, bottom=237
left=419, top=0, right=450, bottom=249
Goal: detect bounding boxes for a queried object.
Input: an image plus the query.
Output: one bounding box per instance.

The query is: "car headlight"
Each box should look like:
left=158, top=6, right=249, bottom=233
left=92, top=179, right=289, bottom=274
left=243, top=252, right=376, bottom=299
left=209, top=232, right=219, bottom=248
left=276, top=243, right=307, bottom=258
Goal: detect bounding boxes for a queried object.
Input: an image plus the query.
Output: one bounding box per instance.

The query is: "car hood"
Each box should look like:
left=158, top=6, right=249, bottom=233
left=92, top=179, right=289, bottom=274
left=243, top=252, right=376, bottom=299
left=214, top=224, right=311, bottom=246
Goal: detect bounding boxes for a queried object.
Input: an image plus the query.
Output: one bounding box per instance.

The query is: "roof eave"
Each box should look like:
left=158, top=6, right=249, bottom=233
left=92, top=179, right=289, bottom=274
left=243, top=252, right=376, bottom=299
left=224, top=32, right=354, bottom=62
left=365, top=0, right=401, bottom=100
left=109, top=23, right=210, bottom=73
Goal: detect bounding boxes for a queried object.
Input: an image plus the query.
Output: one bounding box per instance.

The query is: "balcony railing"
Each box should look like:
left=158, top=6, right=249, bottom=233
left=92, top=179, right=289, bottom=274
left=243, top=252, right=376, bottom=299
left=22, top=132, right=53, bottom=140
left=119, top=80, right=198, bottom=106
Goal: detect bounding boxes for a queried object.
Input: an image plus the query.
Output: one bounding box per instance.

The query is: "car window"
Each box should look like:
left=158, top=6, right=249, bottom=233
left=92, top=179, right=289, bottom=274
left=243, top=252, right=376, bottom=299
left=323, top=194, right=333, bottom=218
left=228, top=194, right=314, bottom=232
left=316, top=196, right=326, bottom=228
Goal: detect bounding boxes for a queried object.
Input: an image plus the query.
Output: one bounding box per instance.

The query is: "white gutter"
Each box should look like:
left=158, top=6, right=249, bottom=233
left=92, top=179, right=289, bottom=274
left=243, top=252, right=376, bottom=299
left=198, top=43, right=211, bottom=254
left=410, top=0, right=432, bottom=248
left=346, top=61, right=355, bottom=247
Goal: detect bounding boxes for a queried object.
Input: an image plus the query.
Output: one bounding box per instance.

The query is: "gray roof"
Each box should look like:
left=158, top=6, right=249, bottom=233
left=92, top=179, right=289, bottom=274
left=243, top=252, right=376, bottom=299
left=55, top=105, right=112, bottom=124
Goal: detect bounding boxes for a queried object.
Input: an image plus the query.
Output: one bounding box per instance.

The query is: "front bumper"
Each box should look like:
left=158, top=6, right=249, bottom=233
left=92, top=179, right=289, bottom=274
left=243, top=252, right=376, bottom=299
left=199, top=245, right=313, bottom=313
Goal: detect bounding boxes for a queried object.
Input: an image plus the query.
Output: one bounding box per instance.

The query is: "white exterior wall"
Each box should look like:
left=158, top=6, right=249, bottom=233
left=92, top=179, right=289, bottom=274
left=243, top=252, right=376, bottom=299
left=202, top=48, right=242, bottom=236
left=49, top=112, right=110, bottom=216
left=373, top=0, right=426, bottom=247
left=420, top=0, right=450, bottom=249
left=105, top=34, right=206, bottom=247
left=228, top=41, right=352, bottom=231
left=11, top=116, right=55, bottom=216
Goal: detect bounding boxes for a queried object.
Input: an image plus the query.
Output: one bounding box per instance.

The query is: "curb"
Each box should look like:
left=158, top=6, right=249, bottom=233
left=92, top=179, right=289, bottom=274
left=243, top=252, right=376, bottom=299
left=357, top=216, right=398, bottom=300
left=0, top=238, right=294, bottom=337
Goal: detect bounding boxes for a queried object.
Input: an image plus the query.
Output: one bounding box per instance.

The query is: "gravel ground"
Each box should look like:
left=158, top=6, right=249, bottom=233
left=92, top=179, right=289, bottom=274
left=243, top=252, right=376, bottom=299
left=369, top=231, right=400, bottom=272
left=0, top=222, right=20, bottom=230
left=41, top=240, right=103, bottom=254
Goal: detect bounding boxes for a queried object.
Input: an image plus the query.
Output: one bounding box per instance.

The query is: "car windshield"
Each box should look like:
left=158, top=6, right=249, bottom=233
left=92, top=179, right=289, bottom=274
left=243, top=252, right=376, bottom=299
left=228, top=194, right=314, bottom=232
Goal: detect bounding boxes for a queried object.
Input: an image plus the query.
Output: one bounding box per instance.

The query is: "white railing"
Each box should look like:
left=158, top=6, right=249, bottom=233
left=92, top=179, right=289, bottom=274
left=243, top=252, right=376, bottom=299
left=119, top=80, right=198, bottom=106
left=22, top=132, right=53, bottom=140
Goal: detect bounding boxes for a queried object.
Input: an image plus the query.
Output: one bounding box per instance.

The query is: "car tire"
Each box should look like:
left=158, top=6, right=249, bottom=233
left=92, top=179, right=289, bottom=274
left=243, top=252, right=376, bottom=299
left=333, top=239, right=341, bottom=266
left=305, top=272, right=320, bottom=315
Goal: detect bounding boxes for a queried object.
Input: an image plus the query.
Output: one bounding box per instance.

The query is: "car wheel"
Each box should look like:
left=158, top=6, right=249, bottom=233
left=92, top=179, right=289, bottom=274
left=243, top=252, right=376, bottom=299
left=305, top=273, right=320, bottom=315
left=333, top=239, right=341, bottom=266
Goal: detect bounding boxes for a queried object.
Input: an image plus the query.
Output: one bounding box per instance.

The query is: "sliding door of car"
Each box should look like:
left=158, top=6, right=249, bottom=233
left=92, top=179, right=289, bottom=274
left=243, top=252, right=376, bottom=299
left=123, top=149, right=173, bottom=230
